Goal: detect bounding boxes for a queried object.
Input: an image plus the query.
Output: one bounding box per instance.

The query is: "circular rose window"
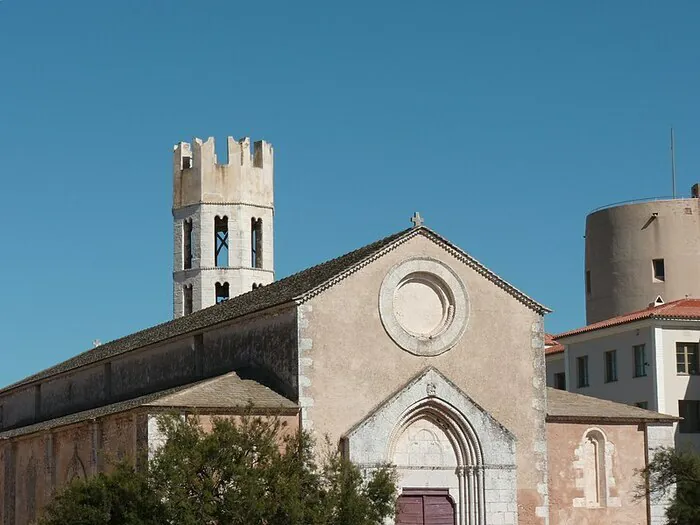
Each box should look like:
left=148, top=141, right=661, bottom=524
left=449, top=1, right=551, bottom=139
left=379, top=258, right=468, bottom=356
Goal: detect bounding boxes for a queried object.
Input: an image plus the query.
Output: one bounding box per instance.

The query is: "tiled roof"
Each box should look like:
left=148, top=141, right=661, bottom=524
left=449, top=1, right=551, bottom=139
left=544, top=333, right=564, bottom=355
left=146, top=372, right=297, bottom=410
left=545, top=342, right=564, bottom=356
left=546, top=388, right=678, bottom=423
left=0, top=373, right=297, bottom=440
left=1, top=226, right=549, bottom=394
left=555, top=298, right=700, bottom=340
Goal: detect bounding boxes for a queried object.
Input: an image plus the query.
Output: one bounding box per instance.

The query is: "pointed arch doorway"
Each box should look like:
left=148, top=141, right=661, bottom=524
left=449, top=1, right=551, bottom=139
left=397, top=489, right=456, bottom=525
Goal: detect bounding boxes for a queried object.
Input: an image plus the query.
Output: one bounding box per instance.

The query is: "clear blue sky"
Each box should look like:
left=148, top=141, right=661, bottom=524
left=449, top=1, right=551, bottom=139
left=1, top=1, right=698, bottom=386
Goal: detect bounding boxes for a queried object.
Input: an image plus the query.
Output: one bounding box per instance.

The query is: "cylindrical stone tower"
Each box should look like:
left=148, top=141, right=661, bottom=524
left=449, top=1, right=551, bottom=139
left=585, top=185, right=700, bottom=324
left=172, top=136, right=274, bottom=318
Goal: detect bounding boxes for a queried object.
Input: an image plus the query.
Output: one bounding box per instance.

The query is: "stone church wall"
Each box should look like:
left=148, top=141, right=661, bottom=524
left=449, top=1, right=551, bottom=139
left=1, top=388, right=37, bottom=429
left=110, top=338, right=195, bottom=400
left=40, top=365, right=106, bottom=419
left=201, top=307, right=299, bottom=399
left=547, top=421, right=647, bottom=525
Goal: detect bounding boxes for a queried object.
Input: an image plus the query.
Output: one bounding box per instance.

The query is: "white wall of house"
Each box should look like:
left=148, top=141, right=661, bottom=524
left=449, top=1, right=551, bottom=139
left=658, top=324, right=700, bottom=449
left=545, top=353, right=565, bottom=388
left=564, top=324, right=655, bottom=408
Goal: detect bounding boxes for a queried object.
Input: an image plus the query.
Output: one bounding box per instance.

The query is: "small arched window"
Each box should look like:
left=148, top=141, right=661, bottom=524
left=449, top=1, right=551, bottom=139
left=216, top=282, right=229, bottom=304
left=214, top=216, right=229, bottom=267
left=251, top=218, right=263, bottom=269
left=183, top=284, right=193, bottom=315
left=183, top=219, right=193, bottom=269
left=582, top=429, right=607, bottom=507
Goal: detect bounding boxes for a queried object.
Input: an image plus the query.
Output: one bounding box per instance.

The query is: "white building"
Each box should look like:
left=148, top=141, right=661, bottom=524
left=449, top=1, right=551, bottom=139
left=547, top=298, right=700, bottom=449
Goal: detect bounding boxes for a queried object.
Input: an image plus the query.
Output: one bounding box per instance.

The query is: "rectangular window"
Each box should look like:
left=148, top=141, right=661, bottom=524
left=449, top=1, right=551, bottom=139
left=577, top=356, right=589, bottom=388
left=633, top=344, right=647, bottom=377
left=679, top=400, right=700, bottom=433
left=677, top=343, right=700, bottom=375
left=554, top=372, right=566, bottom=390
left=634, top=401, right=648, bottom=409
left=604, top=350, right=617, bottom=382
left=653, top=258, right=665, bottom=281
left=585, top=270, right=591, bottom=295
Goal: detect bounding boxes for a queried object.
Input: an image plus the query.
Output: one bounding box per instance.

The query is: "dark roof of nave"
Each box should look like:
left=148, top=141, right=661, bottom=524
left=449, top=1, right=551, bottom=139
left=0, top=372, right=297, bottom=439
left=2, top=226, right=549, bottom=394
left=546, top=387, right=678, bottom=423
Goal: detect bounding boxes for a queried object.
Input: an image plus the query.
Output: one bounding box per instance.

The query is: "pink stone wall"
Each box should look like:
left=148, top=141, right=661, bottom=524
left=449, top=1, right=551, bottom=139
left=547, top=421, right=648, bottom=525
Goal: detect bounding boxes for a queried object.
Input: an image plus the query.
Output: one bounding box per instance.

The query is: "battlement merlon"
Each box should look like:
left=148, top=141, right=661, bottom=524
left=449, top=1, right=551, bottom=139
left=173, top=136, right=274, bottom=173
left=173, top=136, right=274, bottom=209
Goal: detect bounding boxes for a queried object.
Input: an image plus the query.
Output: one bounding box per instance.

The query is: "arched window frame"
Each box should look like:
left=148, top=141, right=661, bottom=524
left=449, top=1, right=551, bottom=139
left=251, top=217, right=263, bottom=269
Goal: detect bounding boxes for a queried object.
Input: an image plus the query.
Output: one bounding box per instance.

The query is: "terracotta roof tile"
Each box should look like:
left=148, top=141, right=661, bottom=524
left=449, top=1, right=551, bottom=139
left=545, top=342, right=564, bottom=356
left=555, top=298, right=700, bottom=339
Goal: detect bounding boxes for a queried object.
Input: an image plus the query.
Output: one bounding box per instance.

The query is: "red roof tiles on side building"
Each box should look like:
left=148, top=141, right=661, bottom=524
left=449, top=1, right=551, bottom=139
left=555, top=298, right=700, bottom=340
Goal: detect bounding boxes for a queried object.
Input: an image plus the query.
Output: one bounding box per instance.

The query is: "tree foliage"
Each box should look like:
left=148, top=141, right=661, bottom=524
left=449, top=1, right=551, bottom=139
left=639, top=446, right=700, bottom=525
left=38, top=414, right=398, bottom=525
left=38, top=462, right=166, bottom=525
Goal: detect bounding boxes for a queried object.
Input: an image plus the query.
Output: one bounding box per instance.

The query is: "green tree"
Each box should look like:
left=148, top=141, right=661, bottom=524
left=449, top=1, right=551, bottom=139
left=640, top=446, right=700, bottom=525
left=39, top=414, right=397, bottom=525
left=38, top=462, right=167, bottom=525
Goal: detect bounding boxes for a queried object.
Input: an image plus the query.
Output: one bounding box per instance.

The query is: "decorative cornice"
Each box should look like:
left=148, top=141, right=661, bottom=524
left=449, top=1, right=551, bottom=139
left=172, top=202, right=274, bottom=212
left=174, top=267, right=275, bottom=275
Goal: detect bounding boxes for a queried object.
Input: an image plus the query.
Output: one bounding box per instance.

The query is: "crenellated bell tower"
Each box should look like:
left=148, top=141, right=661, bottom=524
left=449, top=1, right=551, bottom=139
left=172, top=136, right=274, bottom=318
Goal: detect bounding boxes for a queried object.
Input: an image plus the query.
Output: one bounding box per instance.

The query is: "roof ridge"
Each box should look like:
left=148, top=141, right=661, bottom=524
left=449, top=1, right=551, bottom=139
left=1, top=223, right=547, bottom=394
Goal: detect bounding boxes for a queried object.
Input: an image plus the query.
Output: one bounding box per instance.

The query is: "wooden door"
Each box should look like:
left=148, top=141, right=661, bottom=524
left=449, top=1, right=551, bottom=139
left=396, top=490, right=455, bottom=525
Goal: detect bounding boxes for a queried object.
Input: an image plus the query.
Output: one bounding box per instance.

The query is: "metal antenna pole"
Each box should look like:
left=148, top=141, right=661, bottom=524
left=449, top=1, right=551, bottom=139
left=671, top=128, right=677, bottom=198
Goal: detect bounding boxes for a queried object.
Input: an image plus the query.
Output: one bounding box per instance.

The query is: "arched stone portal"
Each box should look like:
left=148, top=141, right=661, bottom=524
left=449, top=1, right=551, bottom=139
left=343, top=368, right=517, bottom=525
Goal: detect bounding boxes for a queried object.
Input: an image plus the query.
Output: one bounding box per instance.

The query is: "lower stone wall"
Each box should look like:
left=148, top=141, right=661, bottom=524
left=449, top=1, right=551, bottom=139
left=0, top=410, right=141, bottom=525
left=1, top=409, right=299, bottom=525
left=547, top=421, right=647, bottom=525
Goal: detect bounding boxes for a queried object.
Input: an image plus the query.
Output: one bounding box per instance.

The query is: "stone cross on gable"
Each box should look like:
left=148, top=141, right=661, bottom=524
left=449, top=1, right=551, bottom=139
left=411, top=212, right=424, bottom=228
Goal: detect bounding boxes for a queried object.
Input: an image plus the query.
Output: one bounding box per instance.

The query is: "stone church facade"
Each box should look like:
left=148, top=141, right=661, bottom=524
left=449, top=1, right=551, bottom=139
left=0, top=136, right=678, bottom=524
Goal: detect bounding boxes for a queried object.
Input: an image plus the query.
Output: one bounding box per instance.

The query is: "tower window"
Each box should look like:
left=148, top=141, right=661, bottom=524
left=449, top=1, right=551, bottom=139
left=182, top=156, right=192, bottom=169
left=251, top=218, right=263, bottom=269
left=183, top=285, right=193, bottom=315
left=652, top=258, right=665, bottom=281
left=183, top=219, right=193, bottom=270
left=215, top=216, right=229, bottom=267
left=585, top=270, right=591, bottom=295
left=216, top=282, right=229, bottom=303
